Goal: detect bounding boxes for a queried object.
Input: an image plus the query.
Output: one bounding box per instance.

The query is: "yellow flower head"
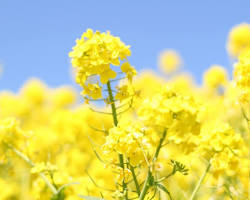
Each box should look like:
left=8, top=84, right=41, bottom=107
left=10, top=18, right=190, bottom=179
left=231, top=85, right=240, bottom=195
left=82, top=83, right=102, bottom=100
left=20, top=78, right=47, bottom=106
left=234, top=48, right=250, bottom=105
left=102, top=120, right=150, bottom=166
left=138, top=85, right=201, bottom=153
left=203, top=65, right=228, bottom=89
left=69, top=29, right=136, bottom=101
left=234, top=48, right=250, bottom=89
left=121, top=62, right=137, bottom=82
left=198, top=121, right=247, bottom=177
left=158, top=50, right=182, bottom=74
left=69, top=29, right=131, bottom=84
left=227, top=23, right=250, bottom=57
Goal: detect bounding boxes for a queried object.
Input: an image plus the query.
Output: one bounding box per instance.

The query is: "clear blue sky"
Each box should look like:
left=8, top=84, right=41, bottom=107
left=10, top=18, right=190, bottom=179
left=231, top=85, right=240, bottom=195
left=0, top=0, right=249, bottom=91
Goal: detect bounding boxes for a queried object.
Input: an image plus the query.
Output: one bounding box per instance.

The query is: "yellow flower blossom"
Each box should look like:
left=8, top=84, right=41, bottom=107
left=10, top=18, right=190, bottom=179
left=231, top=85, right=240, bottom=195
left=138, top=85, right=201, bottom=153
left=69, top=29, right=131, bottom=86
left=121, top=62, right=137, bottom=82
left=203, top=65, right=228, bottom=89
left=82, top=83, right=102, bottom=100
left=227, top=23, right=250, bottom=57
left=102, top=120, right=150, bottom=166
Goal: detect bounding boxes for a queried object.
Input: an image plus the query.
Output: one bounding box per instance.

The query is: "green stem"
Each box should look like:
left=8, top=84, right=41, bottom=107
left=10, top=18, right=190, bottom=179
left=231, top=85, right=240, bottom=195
left=130, top=165, right=141, bottom=196
left=189, top=161, right=211, bottom=200
left=6, top=143, right=58, bottom=195
left=154, top=129, right=167, bottom=160
left=139, top=171, right=151, bottom=200
left=107, top=81, right=127, bottom=200
left=156, top=171, right=175, bottom=183
left=139, top=129, right=167, bottom=200
left=107, top=81, right=118, bottom=126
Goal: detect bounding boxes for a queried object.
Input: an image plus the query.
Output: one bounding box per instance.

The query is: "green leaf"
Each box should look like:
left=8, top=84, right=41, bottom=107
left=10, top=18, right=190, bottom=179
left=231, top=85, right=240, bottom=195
left=157, top=184, right=172, bottom=200
left=78, top=195, right=104, bottom=200
left=171, top=160, right=189, bottom=175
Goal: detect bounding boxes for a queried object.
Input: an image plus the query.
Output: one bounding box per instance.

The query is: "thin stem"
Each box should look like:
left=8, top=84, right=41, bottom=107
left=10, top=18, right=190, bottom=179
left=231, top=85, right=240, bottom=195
left=241, top=106, right=250, bottom=130
left=189, top=161, right=211, bottom=200
left=139, top=171, right=151, bottom=200
left=107, top=81, right=118, bottom=126
left=6, top=143, right=58, bottom=195
left=156, top=171, right=175, bottom=183
left=154, top=129, right=167, bottom=161
left=89, top=107, right=112, bottom=115
left=130, top=165, right=141, bottom=196
left=107, top=80, right=127, bottom=200
left=139, top=129, right=167, bottom=200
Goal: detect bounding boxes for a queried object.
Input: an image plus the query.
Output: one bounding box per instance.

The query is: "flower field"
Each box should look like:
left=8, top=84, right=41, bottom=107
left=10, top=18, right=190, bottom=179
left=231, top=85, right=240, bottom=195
left=0, top=23, right=249, bottom=200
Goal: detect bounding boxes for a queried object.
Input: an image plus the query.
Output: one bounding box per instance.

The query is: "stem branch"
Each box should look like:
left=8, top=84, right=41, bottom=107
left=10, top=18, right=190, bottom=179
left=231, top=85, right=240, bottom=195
left=139, top=129, right=167, bottom=200
left=130, top=165, right=141, bottom=196
left=189, top=161, right=211, bottom=200
left=6, top=143, right=58, bottom=195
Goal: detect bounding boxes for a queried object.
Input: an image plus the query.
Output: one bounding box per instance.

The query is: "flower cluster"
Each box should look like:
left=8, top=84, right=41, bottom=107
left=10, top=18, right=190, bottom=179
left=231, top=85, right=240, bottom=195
left=227, top=23, right=250, bottom=57
left=234, top=48, right=250, bottom=104
left=102, top=119, right=151, bottom=166
left=69, top=29, right=136, bottom=101
left=0, top=24, right=249, bottom=200
left=203, top=65, right=228, bottom=90
left=138, top=86, right=201, bottom=153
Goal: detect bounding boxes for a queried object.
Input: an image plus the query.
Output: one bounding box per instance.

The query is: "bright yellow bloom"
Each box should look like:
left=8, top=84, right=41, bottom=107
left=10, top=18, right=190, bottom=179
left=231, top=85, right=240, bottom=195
left=121, top=62, right=137, bottom=82
left=198, top=121, right=248, bottom=177
left=138, top=85, right=201, bottom=153
left=203, top=65, right=228, bottom=89
left=234, top=48, right=250, bottom=89
left=69, top=29, right=131, bottom=86
left=20, top=78, right=47, bottom=106
left=227, top=23, right=250, bottom=57
left=234, top=48, right=250, bottom=104
left=82, top=83, right=102, bottom=100
left=0, top=118, right=29, bottom=148
left=102, top=120, right=150, bottom=166
left=115, top=84, right=134, bottom=102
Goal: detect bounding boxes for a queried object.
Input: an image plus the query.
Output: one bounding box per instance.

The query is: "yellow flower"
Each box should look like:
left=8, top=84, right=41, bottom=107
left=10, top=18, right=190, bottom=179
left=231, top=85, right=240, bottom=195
left=198, top=121, right=248, bottom=177
left=69, top=29, right=131, bottom=88
left=102, top=120, right=150, bottom=166
left=227, top=23, right=250, bottom=57
left=20, top=78, right=47, bottom=106
left=234, top=48, right=250, bottom=89
left=203, top=65, right=228, bottom=89
left=121, top=62, right=137, bottom=82
left=158, top=50, right=182, bottom=74
left=100, top=68, right=117, bottom=84
left=138, top=85, right=201, bottom=154
left=234, top=48, right=250, bottom=104
left=82, top=83, right=102, bottom=100
left=115, top=84, right=134, bottom=102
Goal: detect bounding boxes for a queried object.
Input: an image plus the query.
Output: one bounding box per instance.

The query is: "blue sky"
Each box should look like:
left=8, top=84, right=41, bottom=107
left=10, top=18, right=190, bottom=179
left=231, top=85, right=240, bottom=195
left=0, top=0, right=249, bottom=91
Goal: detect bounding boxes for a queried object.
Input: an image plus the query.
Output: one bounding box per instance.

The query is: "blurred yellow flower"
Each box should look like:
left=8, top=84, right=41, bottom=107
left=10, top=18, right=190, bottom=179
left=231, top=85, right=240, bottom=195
left=158, top=50, right=182, bottom=74
left=227, top=23, right=250, bottom=57
left=203, top=65, right=228, bottom=89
